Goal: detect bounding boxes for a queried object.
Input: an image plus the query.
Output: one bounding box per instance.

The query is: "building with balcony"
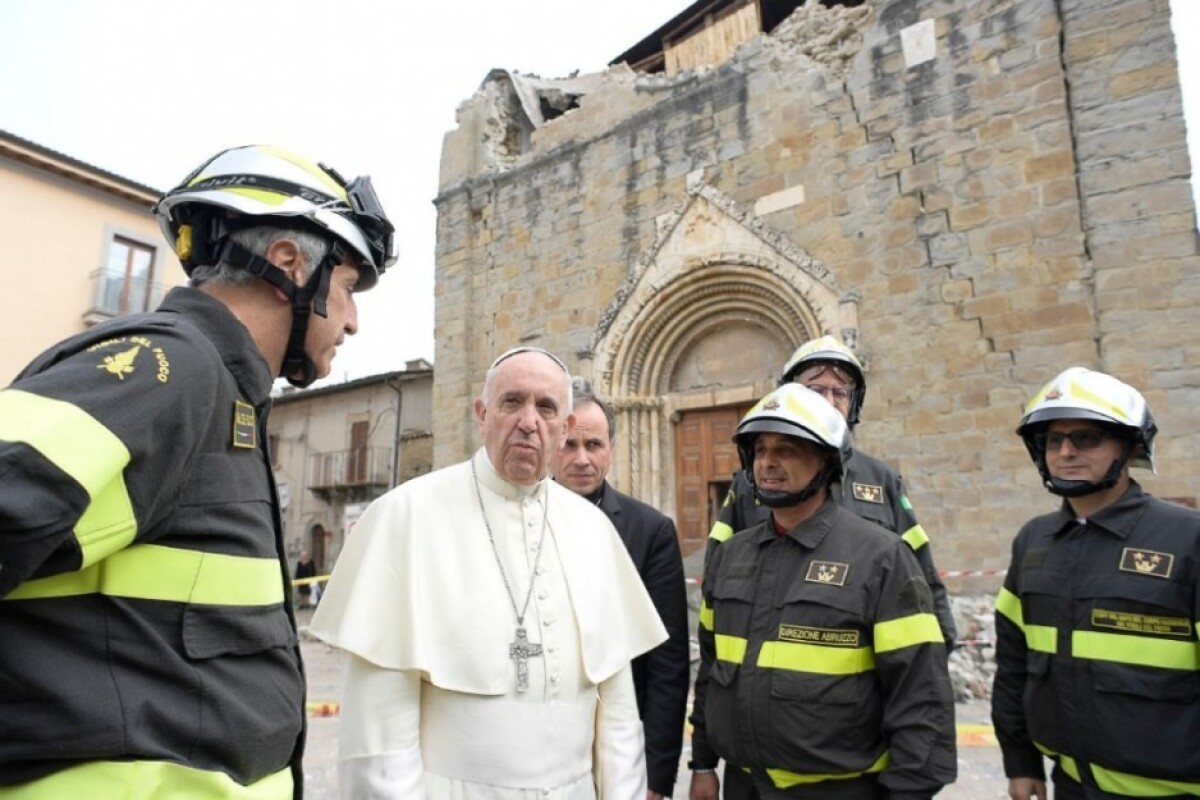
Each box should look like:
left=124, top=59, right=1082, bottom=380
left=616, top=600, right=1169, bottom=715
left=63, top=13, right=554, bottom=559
left=0, top=130, right=183, bottom=383
left=268, top=360, right=434, bottom=574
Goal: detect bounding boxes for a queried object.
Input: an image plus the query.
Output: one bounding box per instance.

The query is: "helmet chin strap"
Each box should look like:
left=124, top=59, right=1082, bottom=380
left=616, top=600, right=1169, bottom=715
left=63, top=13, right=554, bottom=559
left=1038, top=443, right=1132, bottom=499
left=213, top=239, right=339, bottom=389
left=752, top=461, right=836, bottom=509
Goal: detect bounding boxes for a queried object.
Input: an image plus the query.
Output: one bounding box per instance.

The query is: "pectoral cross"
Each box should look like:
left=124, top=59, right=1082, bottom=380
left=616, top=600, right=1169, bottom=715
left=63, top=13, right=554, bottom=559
left=509, top=625, right=543, bottom=692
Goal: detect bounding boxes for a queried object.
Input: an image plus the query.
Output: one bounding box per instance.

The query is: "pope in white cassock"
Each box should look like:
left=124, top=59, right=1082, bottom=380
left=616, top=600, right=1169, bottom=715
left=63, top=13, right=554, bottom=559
left=311, top=347, right=668, bottom=800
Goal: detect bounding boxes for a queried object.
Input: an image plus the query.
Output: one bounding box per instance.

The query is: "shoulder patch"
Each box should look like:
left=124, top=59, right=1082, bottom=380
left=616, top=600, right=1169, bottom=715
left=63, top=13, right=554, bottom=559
left=852, top=483, right=884, bottom=504
left=805, top=560, right=849, bottom=586
left=232, top=400, right=257, bottom=449
left=1119, top=547, right=1174, bottom=579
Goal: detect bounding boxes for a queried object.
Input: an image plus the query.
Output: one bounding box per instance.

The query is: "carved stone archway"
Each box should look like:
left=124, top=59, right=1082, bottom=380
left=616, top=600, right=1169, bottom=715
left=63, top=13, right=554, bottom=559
left=587, top=178, right=858, bottom=515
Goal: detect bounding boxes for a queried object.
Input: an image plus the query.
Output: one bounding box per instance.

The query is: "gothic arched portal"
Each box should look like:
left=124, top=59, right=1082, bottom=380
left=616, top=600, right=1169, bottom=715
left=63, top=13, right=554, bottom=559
left=587, top=181, right=857, bottom=553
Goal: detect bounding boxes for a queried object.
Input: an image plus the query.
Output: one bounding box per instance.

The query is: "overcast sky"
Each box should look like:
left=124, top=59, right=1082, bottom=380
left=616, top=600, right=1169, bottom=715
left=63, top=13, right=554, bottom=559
left=2, top=0, right=1197, bottom=386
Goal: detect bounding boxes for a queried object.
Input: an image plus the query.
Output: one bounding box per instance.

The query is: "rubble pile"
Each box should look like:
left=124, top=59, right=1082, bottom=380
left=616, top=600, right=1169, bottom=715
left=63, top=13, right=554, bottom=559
left=948, top=593, right=998, bottom=701
left=770, top=0, right=873, bottom=74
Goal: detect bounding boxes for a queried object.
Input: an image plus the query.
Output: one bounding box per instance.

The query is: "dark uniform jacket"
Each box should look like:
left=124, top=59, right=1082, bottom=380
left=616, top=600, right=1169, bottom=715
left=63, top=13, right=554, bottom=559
left=993, top=483, right=1200, bottom=798
left=691, top=497, right=956, bottom=799
left=0, top=288, right=305, bottom=794
left=593, top=481, right=690, bottom=797
left=710, top=448, right=957, bottom=648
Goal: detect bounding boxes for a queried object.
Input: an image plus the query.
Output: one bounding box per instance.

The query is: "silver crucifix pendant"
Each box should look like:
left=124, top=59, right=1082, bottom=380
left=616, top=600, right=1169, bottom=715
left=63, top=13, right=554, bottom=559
left=509, top=625, right=544, bottom=692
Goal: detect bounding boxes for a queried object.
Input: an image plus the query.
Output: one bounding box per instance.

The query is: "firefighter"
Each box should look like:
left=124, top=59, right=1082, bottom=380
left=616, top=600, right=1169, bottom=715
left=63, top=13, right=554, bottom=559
left=689, top=383, right=956, bottom=800
left=993, top=366, right=1200, bottom=800
left=0, top=145, right=396, bottom=797
left=707, top=335, right=957, bottom=649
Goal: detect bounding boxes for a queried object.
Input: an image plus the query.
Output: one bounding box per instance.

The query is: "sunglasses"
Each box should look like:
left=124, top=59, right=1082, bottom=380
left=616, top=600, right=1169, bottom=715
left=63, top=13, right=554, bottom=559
left=1034, top=430, right=1111, bottom=452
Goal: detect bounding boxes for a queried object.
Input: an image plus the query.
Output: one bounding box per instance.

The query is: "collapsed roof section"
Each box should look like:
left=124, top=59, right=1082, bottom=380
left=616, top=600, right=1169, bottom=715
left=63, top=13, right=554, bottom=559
left=438, top=0, right=871, bottom=188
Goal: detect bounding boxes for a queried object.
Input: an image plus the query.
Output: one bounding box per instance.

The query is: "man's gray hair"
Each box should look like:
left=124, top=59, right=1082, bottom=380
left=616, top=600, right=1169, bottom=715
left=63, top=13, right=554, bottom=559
left=571, top=377, right=617, bottom=442
left=481, top=347, right=572, bottom=414
left=189, top=225, right=331, bottom=287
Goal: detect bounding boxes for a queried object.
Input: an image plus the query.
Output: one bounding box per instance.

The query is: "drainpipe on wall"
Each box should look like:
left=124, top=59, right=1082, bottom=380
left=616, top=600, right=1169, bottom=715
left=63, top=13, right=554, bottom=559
left=386, top=377, right=404, bottom=488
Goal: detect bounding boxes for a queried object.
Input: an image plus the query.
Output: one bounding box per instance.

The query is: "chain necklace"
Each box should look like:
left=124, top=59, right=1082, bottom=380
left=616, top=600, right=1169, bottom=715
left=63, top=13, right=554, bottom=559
left=471, top=459, right=549, bottom=692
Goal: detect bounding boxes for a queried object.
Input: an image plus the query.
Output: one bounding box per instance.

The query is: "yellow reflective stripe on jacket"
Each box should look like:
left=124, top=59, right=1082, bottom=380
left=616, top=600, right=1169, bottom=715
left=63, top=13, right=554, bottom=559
left=900, top=523, right=929, bottom=551
left=6, top=544, right=284, bottom=605
left=1092, top=762, right=1200, bottom=796
left=709, top=521, right=734, bottom=543
left=0, top=760, right=292, bottom=800
left=1033, top=742, right=1082, bottom=781
left=1072, top=630, right=1200, bottom=671
left=715, top=633, right=748, bottom=664
left=996, top=586, right=1024, bottom=627
left=1025, top=624, right=1057, bottom=653
left=757, top=640, right=875, bottom=675
left=874, top=612, right=942, bottom=653
left=996, top=588, right=1058, bottom=653
left=0, top=389, right=137, bottom=567
left=763, top=750, right=889, bottom=788
left=1035, top=741, right=1200, bottom=796
left=699, top=599, right=714, bottom=631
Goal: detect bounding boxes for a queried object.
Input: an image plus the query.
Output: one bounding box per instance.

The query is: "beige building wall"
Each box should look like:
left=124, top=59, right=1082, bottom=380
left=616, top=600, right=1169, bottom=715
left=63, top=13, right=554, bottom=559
left=433, top=0, right=1200, bottom=585
left=269, top=363, right=434, bottom=573
left=0, top=133, right=183, bottom=383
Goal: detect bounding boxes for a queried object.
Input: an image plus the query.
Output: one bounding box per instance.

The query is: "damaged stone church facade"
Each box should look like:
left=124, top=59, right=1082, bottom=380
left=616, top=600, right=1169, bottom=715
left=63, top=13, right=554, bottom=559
left=433, top=0, right=1200, bottom=578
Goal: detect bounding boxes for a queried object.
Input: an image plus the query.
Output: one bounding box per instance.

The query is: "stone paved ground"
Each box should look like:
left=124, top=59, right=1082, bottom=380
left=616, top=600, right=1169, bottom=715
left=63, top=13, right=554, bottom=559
left=297, top=609, right=1010, bottom=799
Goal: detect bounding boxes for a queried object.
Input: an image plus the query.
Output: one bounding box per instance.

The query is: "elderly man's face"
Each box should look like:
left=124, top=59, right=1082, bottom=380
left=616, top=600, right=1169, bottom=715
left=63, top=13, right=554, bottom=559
left=794, top=361, right=853, bottom=420
left=552, top=400, right=612, bottom=497
left=474, top=351, right=573, bottom=485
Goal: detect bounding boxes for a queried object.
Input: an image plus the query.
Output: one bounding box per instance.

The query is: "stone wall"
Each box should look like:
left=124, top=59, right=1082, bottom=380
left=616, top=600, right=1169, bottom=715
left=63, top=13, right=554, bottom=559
left=433, top=0, right=1199, bottom=578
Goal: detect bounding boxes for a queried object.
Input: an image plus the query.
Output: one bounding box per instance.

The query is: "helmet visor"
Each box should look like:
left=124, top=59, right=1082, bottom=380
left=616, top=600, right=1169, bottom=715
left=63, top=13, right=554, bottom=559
left=344, top=175, right=396, bottom=270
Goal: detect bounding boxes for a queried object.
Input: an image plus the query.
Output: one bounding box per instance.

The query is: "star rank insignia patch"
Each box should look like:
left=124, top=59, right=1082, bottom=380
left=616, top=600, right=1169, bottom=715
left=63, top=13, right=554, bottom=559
left=805, top=560, right=849, bottom=586
left=232, top=400, right=257, bottom=449
left=1119, top=547, right=1174, bottom=579
left=853, top=483, right=884, bottom=504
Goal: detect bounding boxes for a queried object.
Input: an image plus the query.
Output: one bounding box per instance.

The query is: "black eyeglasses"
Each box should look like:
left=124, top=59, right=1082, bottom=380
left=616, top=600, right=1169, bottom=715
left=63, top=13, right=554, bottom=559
left=1034, top=430, right=1110, bottom=452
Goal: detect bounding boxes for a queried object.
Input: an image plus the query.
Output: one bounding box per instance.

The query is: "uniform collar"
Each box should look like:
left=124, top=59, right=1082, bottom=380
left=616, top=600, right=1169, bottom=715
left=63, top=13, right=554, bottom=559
left=159, top=286, right=274, bottom=405
left=1052, top=481, right=1147, bottom=539
left=471, top=447, right=546, bottom=499
left=750, top=496, right=839, bottom=549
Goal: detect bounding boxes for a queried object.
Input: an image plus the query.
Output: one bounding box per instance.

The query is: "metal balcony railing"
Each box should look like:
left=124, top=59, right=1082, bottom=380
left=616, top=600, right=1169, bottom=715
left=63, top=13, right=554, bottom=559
left=86, top=268, right=169, bottom=321
left=308, top=446, right=393, bottom=490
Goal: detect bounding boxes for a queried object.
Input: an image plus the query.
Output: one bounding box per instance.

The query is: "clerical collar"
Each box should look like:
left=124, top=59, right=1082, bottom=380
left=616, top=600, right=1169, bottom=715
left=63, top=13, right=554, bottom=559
left=584, top=483, right=606, bottom=507
left=472, top=448, right=545, bottom=499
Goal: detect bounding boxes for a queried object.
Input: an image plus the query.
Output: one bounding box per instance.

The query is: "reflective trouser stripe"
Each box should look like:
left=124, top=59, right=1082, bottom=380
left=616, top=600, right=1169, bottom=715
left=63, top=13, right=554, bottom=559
left=1033, top=742, right=1200, bottom=797
left=0, top=390, right=136, bottom=567
left=1072, top=630, right=1200, bottom=671
left=900, top=523, right=929, bottom=551
left=709, top=521, right=734, bottom=543
left=874, top=612, right=943, bottom=653
left=715, top=633, right=748, bottom=664
left=6, top=544, right=284, bottom=605
left=700, top=599, right=714, bottom=631
left=757, top=640, right=874, bottom=674
left=761, top=751, right=890, bottom=788
left=996, top=587, right=1058, bottom=653
left=0, top=761, right=292, bottom=799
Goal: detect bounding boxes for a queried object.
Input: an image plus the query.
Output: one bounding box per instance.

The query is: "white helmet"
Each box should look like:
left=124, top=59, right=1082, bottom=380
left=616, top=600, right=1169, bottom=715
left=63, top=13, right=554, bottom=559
left=734, top=383, right=851, bottom=508
left=153, top=144, right=396, bottom=289
left=1017, top=367, right=1157, bottom=495
left=779, top=335, right=867, bottom=427
left=152, top=146, right=397, bottom=388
